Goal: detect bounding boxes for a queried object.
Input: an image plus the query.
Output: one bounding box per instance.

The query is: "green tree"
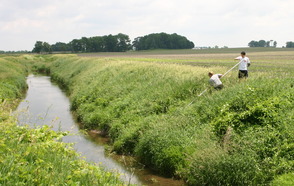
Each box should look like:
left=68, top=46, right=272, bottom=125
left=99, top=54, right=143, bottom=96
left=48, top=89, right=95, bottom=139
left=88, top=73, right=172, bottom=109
left=104, top=35, right=117, bottom=52
left=248, top=40, right=257, bottom=47
left=80, top=37, right=89, bottom=52
left=116, top=33, right=131, bottom=52
left=258, top=40, right=266, bottom=47
left=248, top=40, right=277, bottom=47
left=132, top=33, right=194, bottom=51
left=51, top=42, right=70, bottom=52
left=32, top=41, right=43, bottom=53
left=87, top=36, right=104, bottom=52
left=132, top=37, right=142, bottom=50
left=286, top=41, right=294, bottom=48
left=69, top=39, right=83, bottom=52
left=42, top=42, right=51, bottom=53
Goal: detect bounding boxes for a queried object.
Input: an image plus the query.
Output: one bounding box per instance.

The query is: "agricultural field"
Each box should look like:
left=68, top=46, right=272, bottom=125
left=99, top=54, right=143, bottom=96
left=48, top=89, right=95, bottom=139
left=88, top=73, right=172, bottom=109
left=1, top=48, right=294, bottom=185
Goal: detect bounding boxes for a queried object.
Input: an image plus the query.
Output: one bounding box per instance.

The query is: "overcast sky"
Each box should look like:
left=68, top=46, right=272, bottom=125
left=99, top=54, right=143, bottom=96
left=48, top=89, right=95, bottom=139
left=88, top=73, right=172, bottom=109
left=1, top=0, right=294, bottom=51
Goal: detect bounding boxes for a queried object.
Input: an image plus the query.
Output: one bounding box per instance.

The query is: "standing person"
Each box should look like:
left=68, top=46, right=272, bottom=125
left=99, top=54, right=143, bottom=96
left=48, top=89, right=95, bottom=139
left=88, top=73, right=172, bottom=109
left=208, top=72, right=224, bottom=90
left=235, top=51, right=251, bottom=79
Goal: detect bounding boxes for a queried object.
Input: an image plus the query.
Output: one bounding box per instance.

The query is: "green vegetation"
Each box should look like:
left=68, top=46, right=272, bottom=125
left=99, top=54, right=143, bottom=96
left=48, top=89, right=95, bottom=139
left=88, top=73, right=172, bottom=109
left=33, top=33, right=132, bottom=53
left=272, top=173, right=294, bottom=186
left=28, top=48, right=294, bottom=185
left=248, top=40, right=277, bottom=47
left=286, top=41, right=294, bottom=48
left=132, top=32, right=194, bottom=50
left=32, top=41, right=52, bottom=53
left=32, top=32, right=194, bottom=53
left=0, top=55, right=126, bottom=185
left=1, top=48, right=294, bottom=185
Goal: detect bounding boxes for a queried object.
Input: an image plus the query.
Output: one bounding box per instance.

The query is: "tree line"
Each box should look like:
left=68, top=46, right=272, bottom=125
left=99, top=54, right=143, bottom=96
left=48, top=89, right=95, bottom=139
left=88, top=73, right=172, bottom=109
left=32, top=33, right=195, bottom=53
left=0, top=50, right=29, bottom=54
left=32, top=33, right=131, bottom=53
left=248, top=40, right=277, bottom=47
left=248, top=40, right=294, bottom=48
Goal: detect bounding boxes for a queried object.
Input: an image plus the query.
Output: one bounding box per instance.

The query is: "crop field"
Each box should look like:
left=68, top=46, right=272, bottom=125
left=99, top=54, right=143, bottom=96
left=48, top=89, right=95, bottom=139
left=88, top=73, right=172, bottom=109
left=79, top=48, right=294, bottom=73
left=1, top=48, right=294, bottom=185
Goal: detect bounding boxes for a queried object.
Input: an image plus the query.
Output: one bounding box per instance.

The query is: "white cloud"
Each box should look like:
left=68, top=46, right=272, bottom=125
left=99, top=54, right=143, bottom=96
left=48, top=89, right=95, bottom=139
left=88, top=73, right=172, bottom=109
left=0, top=0, right=294, bottom=50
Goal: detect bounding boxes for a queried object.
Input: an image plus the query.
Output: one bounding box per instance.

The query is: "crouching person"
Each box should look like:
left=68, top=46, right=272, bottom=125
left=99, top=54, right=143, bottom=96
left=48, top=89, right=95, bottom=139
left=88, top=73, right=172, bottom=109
left=208, top=72, right=224, bottom=90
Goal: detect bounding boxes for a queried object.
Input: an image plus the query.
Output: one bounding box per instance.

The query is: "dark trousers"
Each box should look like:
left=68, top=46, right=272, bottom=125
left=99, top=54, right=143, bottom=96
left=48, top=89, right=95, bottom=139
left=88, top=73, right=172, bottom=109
left=214, top=84, right=224, bottom=90
left=238, top=70, right=248, bottom=78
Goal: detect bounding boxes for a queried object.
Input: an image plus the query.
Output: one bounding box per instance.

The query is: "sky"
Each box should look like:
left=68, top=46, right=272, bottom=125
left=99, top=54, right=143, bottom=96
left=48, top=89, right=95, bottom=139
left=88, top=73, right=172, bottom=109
left=1, top=0, right=294, bottom=51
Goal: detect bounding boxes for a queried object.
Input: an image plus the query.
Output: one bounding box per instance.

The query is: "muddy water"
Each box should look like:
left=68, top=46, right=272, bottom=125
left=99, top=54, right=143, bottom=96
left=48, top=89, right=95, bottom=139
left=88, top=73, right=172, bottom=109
left=16, top=75, right=184, bottom=186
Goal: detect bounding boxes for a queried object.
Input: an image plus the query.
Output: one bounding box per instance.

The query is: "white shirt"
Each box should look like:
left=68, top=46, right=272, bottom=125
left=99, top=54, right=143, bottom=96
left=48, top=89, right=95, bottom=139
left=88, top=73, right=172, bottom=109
left=236, top=56, right=250, bottom=70
left=209, top=74, right=223, bottom=87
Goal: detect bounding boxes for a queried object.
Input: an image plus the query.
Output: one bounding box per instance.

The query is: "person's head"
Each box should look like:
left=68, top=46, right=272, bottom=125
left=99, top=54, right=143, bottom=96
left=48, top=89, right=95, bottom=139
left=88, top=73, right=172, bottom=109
left=208, top=71, right=214, bottom=77
left=241, top=51, right=246, bottom=57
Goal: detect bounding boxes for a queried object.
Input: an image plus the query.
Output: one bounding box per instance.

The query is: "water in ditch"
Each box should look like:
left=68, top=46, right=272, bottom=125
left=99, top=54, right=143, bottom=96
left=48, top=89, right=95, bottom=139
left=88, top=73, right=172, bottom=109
left=16, top=75, right=184, bottom=186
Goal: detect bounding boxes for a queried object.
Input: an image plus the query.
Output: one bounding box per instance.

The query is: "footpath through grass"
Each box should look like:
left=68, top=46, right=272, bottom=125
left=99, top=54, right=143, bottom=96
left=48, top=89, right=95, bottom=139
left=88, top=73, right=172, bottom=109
left=29, top=48, right=294, bottom=185
left=0, top=55, right=126, bottom=185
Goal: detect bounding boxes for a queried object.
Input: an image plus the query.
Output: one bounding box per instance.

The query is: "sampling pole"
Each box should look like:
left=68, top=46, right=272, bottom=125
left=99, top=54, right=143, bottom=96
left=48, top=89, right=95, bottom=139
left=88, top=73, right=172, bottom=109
left=186, top=61, right=241, bottom=108
left=197, top=61, right=241, bottom=97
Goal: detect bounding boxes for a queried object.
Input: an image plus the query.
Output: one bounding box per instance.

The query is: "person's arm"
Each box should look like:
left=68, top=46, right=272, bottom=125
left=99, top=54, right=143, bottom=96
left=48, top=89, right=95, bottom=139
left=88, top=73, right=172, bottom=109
left=234, top=56, right=241, bottom=60
left=247, top=57, right=251, bottom=67
left=217, top=74, right=223, bottom=78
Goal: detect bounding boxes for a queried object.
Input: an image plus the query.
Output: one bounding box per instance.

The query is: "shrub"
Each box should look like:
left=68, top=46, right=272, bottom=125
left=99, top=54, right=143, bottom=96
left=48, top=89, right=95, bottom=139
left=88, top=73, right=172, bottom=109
left=184, top=150, right=266, bottom=186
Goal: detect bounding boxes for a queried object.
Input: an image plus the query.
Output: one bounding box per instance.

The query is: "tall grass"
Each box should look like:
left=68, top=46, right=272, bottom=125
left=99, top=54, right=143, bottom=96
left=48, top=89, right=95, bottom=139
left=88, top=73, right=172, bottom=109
left=27, top=50, right=294, bottom=185
left=0, top=55, right=126, bottom=185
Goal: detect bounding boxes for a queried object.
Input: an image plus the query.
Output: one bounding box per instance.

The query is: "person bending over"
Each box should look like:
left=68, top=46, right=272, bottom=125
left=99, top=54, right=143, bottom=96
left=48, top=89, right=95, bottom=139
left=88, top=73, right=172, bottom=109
left=208, top=72, right=223, bottom=90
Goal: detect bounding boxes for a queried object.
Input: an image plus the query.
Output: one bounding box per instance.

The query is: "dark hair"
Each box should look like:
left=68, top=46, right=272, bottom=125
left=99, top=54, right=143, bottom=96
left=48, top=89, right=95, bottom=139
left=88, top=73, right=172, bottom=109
left=241, top=51, right=246, bottom=55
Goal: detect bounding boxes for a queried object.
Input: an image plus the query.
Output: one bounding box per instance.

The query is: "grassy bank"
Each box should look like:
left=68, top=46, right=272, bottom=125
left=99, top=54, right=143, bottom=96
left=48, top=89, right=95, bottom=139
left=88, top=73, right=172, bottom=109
left=29, top=48, right=294, bottom=185
left=0, top=55, right=125, bottom=185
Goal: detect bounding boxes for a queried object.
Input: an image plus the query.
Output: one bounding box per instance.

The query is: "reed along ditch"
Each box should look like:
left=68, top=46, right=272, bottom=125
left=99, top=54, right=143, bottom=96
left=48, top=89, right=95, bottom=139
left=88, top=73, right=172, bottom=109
left=15, top=75, right=184, bottom=186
